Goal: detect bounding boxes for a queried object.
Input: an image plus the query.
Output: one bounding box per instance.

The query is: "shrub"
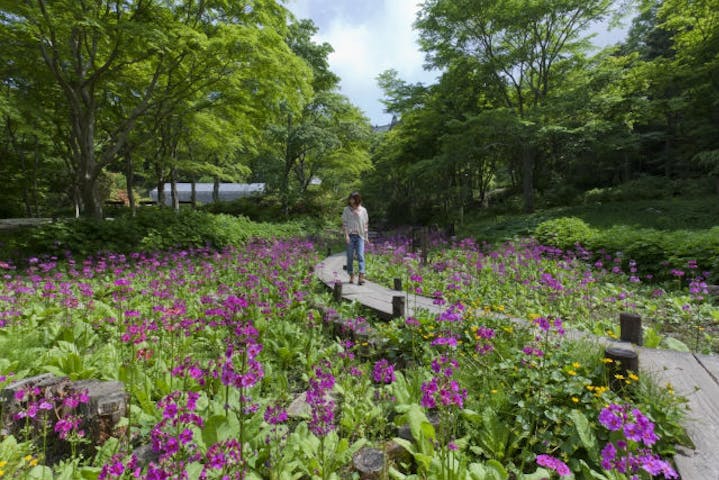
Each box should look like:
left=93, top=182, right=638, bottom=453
left=1, top=209, right=313, bottom=261
left=534, top=218, right=719, bottom=282
left=534, top=217, right=597, bottom=250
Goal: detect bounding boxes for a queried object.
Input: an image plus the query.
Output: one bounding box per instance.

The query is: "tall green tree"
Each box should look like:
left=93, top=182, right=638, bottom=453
left=415, top=0, right=621, bottom=212
left=0, top=0, right=310, bottom=218
left=260, top=19, right=372, bottom=216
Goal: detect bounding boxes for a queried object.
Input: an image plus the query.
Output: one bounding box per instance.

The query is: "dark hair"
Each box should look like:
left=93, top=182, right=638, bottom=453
left=348, top=191, right=362, bottom=205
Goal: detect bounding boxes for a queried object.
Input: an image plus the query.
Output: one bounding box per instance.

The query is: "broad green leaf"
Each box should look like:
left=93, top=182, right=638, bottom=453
left=569, top=409, right=598, bottom=454
left=663, top=337, right=691, bottom=352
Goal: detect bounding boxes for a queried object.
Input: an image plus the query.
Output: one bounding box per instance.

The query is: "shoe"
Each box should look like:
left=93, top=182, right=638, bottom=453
left=349, top=274, right=355, bottom=284
left=358, top=273, right=365, bottom=285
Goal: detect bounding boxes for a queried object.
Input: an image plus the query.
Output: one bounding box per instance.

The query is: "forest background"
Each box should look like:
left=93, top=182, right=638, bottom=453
left=0, top=0, right=717, bottom=232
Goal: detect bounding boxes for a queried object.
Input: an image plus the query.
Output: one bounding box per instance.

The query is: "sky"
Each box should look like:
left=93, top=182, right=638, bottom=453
left=285, top=0, right=632, bottom=126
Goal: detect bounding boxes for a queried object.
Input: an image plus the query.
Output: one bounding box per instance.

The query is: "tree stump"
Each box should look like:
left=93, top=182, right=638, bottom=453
left=353, top=447, right=385, bottom=480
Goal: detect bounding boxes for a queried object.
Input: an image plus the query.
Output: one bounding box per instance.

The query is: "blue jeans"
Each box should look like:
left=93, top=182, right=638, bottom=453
left=346, top=234, right=365, bottom=275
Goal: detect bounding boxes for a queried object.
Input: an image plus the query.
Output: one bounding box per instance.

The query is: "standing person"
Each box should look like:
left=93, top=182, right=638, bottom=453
left=341, top=191, right=369, bottom=284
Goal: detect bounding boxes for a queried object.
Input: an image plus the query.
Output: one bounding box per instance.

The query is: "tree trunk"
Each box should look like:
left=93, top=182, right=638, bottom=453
left=157, top=179, right=166, bottom=206
left=72, top=90, right=103, bottom=219
left=191, top=179, right=197, bottom=208
left=125, top=150, right=136, bottom=217
left=171, top=167, right=179, bottom=212
left=622, top=151, right=631, bottom=183
left=282, top=113, right=293, bottom=217
left=522, top=146, right=535, bottom=213
left=32, top=136, right=41, bottom=217
left=213, top=176, right=220, bottom=203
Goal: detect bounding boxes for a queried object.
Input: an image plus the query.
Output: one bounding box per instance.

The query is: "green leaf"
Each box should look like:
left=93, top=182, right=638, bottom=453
left=515, top=467, right=554, bottom=480
left=569, top=409, right=598, bottom=454
left=202, top=414, right=239, bottom=446
left=662, top=337, right=691, bottom=352
left=28, top=465, right=54, bottom=479
left=468, top=460, right=509, bottom=480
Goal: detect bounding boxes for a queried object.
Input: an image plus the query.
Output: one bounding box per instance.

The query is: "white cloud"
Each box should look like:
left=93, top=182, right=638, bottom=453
left=287, top=0, right=436, bottom=125
left=286, top=0, right=629, bottom=124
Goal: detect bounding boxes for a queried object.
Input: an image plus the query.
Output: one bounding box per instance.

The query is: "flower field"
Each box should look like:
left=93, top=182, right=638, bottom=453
left=0, top=235, right=704, bottom=479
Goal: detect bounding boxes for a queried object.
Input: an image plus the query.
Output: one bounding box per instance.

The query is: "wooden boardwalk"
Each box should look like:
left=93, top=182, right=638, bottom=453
left=315, top=253, right=719, bottom=480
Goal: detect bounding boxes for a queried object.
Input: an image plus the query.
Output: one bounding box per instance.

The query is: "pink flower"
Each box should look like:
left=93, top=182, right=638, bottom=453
left=536, top=454, right=571, bottom=476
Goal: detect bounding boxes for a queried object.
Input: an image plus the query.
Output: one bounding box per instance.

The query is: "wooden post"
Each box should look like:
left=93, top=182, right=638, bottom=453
left=604, top=346, right=639, bottom=391
left=333, top=281, right=342, bottom=302
left=326, top=245, right=331, bottom=257
left=393, top=278, right=402, bottom=291
left=392, top=296, right=405, bottom=318
left=620, top=313, right=643, bottom=345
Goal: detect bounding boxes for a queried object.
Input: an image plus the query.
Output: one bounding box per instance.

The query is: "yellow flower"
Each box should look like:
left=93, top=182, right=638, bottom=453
left=571, top=397, right=580, bottom=403
left=0, top=469, right=5, bottom=477
left=491, top=389, right=498, bottom=394
left=601, top=358, right=614, bottom=364
left=628, top=373, right=639, bottom=381
left=29, top=459, right=38, bottom=467
left=528, top=313, right=540, bottom=320
left=23, top=456, right=32, bottom=463
left=572, top=362, right=581, bottom=369
left=614, top=374, right=625, bottom=380
left=0, top=462, right=6, bottom=468
left=567, top=370, right=577, bottom=376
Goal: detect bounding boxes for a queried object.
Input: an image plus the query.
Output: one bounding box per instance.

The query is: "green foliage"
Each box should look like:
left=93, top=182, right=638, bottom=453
left=581, top=176, right=713, bottom=203
left=1, top=209, right=312, bottom=260
left=534, top=217, right=597, bottom=250
left=534, top=218, right=719, bottom=281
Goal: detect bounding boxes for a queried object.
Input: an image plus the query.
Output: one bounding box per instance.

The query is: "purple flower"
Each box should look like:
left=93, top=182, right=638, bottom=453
left=599, top=404, right=625, bottom=431
left=372, top=359, right=396, bottom=384
left=601, top=442, right=617, bottom=470
left=536, top=454, right=571, bottom=476
left=431, top=336, right=458, bottom=347
left=264, top=404, right=288, bottom=425
left=476, top=326, right=495, bottom=339
left=534, top=316, right=551, bottom=332
left=307, top=364, right=336, bottom=437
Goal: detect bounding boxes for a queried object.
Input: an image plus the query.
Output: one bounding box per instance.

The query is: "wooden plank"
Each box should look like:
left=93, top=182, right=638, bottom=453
left=696, top=354, right=719, bottom=384
left=638, top=349, right=719, bottom=480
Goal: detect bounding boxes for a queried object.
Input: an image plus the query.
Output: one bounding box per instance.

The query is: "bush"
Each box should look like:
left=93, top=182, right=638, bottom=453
left=534, top=217, right=597, bottom=250
left=201, top=196, right=284, bottom=221
left=1, top=209, right=314, bottom=262
left=534, top=218, right=719, bottom=282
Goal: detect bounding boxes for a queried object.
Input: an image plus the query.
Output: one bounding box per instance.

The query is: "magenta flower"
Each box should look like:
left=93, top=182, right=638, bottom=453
left=598, top=405, right=677, bottom=479
left=536, top=454, right=571, bottom=476
left=372, top=359, right=396, bottom=384
left=307, top=364, right=336, bottom=437
left=264, top=404, right=288, bottom=425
